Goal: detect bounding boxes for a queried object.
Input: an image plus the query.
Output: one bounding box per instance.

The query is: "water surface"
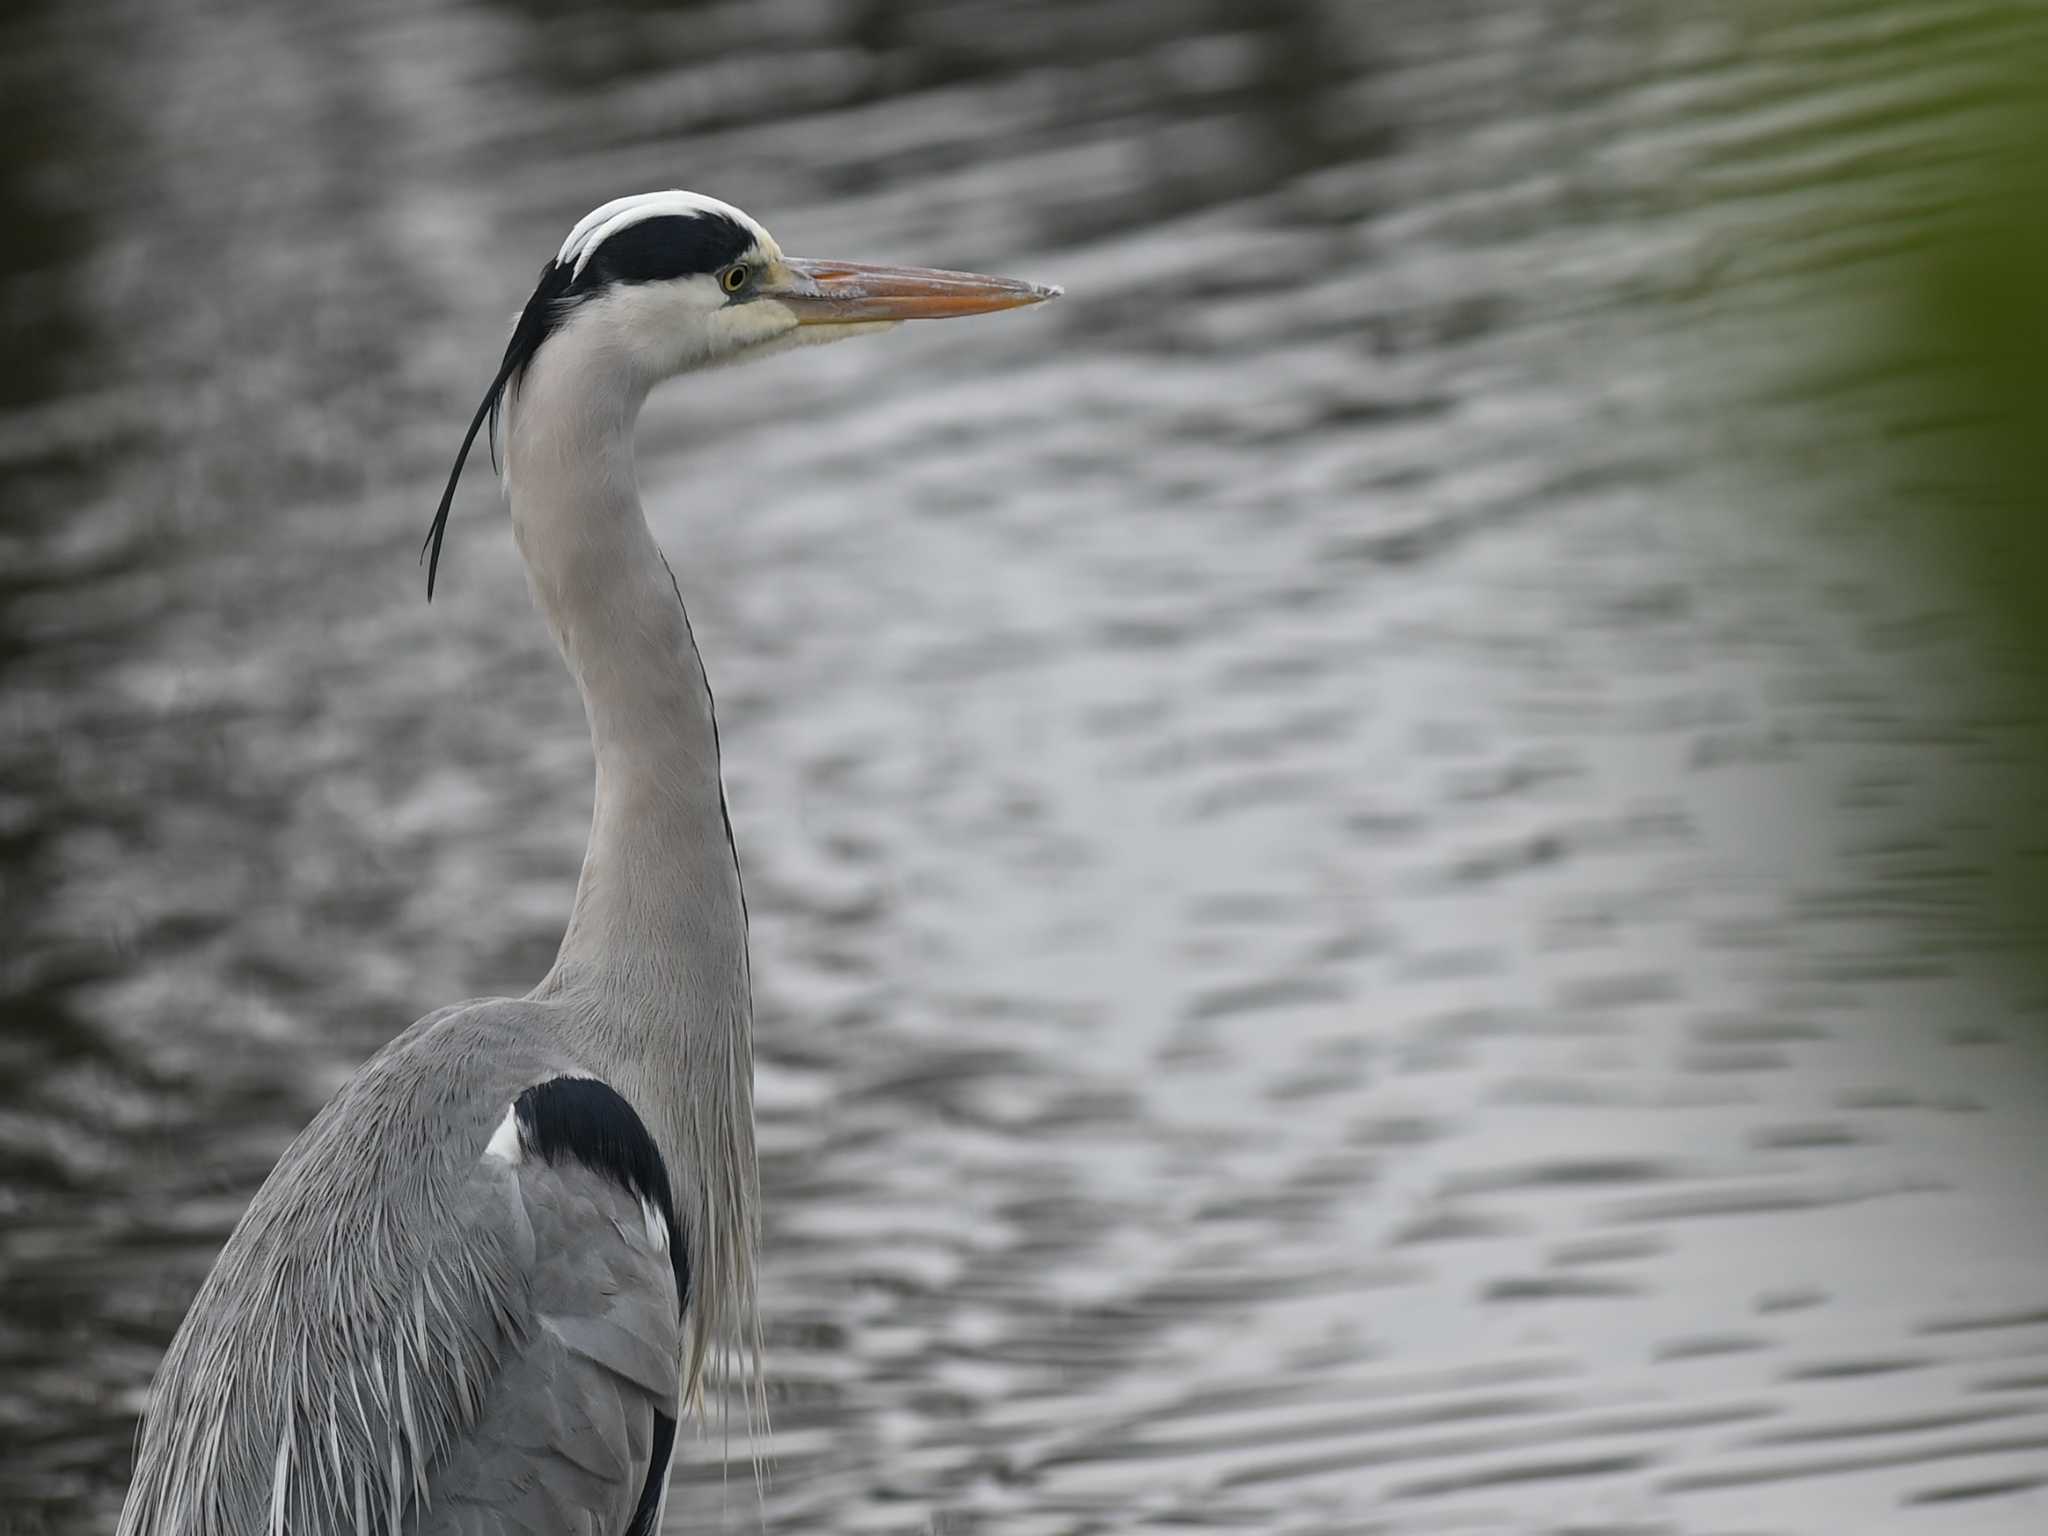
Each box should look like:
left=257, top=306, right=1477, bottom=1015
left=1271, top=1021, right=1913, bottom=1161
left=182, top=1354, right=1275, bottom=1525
left=4, top=1, right=2048, bottom=1530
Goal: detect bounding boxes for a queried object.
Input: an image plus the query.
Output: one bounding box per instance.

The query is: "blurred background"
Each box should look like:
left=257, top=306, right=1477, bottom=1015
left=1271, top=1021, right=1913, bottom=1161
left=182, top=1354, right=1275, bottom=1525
left=5, top=0, right=2048, bottom=1530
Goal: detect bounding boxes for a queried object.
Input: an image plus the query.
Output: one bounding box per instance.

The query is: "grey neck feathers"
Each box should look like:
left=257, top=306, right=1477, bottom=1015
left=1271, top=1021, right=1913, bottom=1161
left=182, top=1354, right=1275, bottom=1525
left=502, top=336, right=757, bottom=1410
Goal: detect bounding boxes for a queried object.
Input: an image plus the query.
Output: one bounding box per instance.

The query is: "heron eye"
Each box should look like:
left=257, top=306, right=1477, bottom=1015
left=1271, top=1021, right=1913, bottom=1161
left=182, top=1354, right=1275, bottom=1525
left=721, top=264, right=750, bottom=295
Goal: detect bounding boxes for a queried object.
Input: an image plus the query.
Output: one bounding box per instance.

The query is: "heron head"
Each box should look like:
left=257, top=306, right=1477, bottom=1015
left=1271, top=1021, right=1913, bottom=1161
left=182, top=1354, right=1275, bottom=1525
left=538, top=190, right=1060, bottom=376
left=422, top=190, right=1060, bottom=594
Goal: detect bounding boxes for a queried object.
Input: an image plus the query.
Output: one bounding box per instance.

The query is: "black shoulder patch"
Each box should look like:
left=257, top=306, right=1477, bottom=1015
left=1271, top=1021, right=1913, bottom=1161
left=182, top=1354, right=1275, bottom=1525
left=514, top=1077, right=688, bottom=1310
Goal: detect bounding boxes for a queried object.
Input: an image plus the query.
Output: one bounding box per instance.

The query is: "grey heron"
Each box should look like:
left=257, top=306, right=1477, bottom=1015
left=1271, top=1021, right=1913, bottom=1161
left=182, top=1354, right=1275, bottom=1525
left=117, top=190, right=1058, bottom=1536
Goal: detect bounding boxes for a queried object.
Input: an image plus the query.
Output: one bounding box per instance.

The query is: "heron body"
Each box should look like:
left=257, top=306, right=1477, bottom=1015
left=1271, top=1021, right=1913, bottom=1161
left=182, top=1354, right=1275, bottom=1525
left=117, top=192, right=1056, bottom=1536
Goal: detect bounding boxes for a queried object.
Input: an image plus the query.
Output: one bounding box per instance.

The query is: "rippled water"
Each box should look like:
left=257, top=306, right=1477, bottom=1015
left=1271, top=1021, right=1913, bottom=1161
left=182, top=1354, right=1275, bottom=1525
left=6, top=0, right=2048, bottom=1529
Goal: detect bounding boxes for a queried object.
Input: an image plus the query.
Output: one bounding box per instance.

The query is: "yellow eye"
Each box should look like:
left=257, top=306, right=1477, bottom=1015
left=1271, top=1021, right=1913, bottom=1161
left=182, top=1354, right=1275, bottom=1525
left=721, top=264, right=750, bottom=295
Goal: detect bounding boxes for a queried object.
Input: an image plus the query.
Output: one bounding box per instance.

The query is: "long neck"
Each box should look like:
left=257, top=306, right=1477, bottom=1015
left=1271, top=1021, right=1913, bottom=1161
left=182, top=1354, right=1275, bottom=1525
left=508, top=375, right=745, bottom=991
left=503, top=340, right=755, bottom=1404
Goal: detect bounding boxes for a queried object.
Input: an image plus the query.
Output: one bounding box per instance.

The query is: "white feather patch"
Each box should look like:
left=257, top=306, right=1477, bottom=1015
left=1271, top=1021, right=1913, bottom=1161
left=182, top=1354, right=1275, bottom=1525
left=267, top=1430, right=290, bottom=1536
left=484, top=1105, right=523, bottom=1165
left=641, top=1196, right=670, bottom=1253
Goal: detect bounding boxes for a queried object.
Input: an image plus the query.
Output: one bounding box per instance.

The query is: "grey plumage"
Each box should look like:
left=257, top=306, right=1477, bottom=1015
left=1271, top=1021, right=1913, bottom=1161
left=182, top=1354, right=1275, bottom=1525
left=117, top=192, right=1056, bottom=1536
left=119, top=1006, right=682, bottom=1535
left=414, top=1081, right=680, bottom=1536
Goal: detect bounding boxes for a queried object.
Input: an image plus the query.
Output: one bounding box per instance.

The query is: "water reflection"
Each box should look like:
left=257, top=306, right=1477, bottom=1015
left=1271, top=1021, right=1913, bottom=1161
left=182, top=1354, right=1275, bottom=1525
left=5, top=0, right=2048, bottom=1531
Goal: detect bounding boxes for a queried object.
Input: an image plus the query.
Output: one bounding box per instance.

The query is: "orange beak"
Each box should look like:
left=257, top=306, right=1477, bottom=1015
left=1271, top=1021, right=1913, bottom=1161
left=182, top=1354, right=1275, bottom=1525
left=773, top=258, right=1060, bottom=323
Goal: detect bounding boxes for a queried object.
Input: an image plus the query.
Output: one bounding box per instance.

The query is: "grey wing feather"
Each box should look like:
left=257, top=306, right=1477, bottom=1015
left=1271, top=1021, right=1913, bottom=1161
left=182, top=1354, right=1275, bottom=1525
left=117, top=1002, right=681, bottom=1536
left=416, top=1143, right=680, bottom=1535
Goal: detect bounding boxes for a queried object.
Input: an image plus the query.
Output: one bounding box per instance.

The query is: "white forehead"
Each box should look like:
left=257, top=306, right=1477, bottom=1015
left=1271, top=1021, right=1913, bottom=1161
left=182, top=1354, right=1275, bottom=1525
left=558, top=191, right=778, bottom=278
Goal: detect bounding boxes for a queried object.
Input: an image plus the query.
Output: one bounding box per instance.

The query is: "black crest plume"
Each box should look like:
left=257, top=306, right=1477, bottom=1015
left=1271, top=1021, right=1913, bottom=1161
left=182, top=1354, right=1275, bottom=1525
left=419, top=210, right=757, bottom=598
left=420, top=259, right=576, bottom=599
